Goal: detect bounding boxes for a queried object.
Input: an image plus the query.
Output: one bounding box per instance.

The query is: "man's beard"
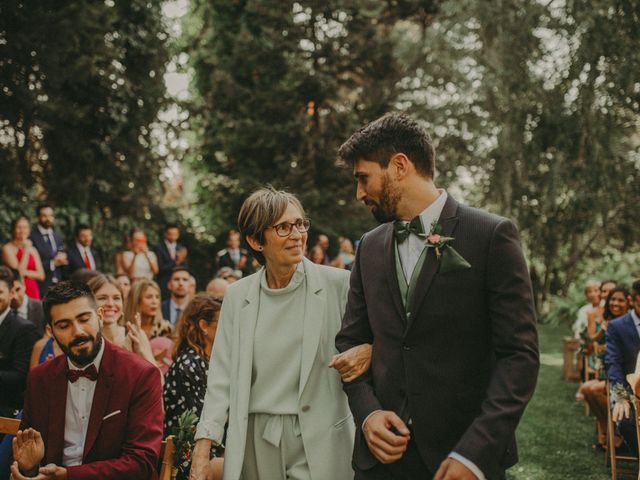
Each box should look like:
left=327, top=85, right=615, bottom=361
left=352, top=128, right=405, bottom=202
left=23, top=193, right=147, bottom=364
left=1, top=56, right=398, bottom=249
left=56, top=331, right=103, bottom=367
left=368, top=174, right=401, bottom=223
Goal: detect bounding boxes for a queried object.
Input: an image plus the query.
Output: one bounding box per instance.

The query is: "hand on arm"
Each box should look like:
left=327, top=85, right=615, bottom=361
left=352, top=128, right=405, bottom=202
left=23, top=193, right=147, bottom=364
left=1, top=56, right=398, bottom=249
left=328, top=343, right=372, bottom=382
left=10, top=461, right=67, bottom=479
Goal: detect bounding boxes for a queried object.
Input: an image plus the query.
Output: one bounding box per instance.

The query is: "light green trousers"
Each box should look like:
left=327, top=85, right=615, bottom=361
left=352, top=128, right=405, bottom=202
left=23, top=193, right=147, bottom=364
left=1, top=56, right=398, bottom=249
left=241, top=414, right=311, bottom=480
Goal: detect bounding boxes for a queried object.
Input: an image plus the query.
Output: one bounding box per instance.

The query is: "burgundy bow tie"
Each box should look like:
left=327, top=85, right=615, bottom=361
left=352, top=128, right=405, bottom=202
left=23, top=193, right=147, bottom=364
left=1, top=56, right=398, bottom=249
left=67, top=364, right=98, bottom=383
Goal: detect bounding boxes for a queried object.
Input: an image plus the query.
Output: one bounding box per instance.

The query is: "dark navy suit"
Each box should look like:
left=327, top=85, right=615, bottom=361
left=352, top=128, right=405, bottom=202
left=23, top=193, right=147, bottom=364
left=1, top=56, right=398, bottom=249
left=605, top=312, right=640, bottom=450
left=29, top=227, right=65, bottom=297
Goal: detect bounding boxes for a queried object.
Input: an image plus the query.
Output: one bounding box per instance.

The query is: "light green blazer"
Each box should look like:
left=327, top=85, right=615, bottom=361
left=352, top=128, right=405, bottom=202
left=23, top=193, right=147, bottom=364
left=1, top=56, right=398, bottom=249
left=195, top=257, right=355, bottom=480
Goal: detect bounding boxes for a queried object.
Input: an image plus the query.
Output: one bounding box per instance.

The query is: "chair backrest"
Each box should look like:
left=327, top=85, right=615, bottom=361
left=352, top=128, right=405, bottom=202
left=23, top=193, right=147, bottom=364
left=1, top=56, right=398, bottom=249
left=158, top=435, right=175, bottom=480
left=0, top=417, right=20, bottom=436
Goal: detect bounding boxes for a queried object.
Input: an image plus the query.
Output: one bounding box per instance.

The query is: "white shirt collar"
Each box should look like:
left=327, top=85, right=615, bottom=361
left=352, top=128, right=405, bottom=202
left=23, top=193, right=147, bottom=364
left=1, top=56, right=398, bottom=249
left=632, top=309, right=640, bottom=326
left=67, top=336, right=106, bottom=373
left=165, top=239, right=176, bottom=249
left=76, top=242, right=90, bottom=253
left=37, top=224, right=53, bottom=236
left=417, top=189, right=448, bottom=235
left=0, top=307, right=10, bottom=328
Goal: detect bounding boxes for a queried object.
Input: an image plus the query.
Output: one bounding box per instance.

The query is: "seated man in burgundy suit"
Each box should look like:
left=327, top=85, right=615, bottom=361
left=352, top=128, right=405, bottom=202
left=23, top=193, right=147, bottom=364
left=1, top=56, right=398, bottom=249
left=10, top=280, right=163, bottom=480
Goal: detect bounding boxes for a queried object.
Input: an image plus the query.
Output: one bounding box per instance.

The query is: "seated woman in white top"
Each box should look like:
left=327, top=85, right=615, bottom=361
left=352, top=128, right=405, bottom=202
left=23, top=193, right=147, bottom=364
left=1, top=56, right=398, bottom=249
left=190, top=187, right=370, bottom=480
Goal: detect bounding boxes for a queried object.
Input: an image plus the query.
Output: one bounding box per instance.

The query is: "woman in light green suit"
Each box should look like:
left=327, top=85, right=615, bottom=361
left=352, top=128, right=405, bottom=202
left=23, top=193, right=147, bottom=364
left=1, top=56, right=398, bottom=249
left=190, top=187, right=368, bottom=480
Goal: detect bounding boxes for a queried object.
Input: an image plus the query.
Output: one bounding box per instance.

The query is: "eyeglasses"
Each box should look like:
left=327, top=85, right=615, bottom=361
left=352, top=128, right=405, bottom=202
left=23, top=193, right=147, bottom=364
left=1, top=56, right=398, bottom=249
left=270, top=218, right=311, bottom=237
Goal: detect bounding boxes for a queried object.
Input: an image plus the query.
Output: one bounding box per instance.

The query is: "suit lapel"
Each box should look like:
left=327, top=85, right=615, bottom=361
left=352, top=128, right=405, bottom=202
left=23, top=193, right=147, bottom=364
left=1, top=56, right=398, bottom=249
left=83, top=342, right=114, bottom=459
left=238, top=271, right=261, bottom=408
left=383, top=224, right=408, bottom=322
left=298, top=259, right=325, bottom=398
left=46, top=359, right=68, bottom=465
left=405, top=196, right=459, bottom=331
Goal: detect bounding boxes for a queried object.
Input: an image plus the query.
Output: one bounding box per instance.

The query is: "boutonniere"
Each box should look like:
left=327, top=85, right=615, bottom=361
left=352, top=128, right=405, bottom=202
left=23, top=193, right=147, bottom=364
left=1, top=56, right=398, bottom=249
left=425, top=221, right=471, bottom=273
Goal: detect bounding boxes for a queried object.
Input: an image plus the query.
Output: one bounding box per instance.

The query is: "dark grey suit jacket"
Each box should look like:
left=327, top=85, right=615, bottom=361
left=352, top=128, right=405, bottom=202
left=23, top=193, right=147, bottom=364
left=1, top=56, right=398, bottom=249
left=25, top=297, right=45, bottom=337
left=0, top=309, right=39, bottom=415
left=335, top=195, right=539, bottom=479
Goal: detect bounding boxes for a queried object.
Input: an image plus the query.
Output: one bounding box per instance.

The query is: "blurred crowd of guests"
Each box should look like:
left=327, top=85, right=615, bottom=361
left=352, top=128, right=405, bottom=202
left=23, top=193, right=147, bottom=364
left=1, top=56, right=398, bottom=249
left=572, top=278, right=640, bottom=457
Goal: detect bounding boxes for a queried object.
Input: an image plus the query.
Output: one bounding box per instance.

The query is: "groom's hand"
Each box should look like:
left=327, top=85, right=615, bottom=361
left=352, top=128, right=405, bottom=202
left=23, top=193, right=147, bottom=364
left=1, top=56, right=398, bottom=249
left=433, top=458, right=478, bottom=480
left=362, top=410, right=410, bottom=464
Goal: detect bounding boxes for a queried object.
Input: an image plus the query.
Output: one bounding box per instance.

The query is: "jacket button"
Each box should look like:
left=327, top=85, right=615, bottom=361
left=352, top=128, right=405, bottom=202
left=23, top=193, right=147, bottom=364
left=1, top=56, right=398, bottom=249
left=301, top=405, right=310, bottom=412
left=403, top=346, right=411, bottom=351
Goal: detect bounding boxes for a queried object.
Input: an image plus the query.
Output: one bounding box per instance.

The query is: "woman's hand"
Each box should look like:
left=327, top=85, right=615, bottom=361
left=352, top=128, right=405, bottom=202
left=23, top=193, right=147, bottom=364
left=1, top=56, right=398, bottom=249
left=189, top=439, right=213, bottom=480
left=328, top=343, right=372, bottom=382
left=127, top=313, right=155, bottom=365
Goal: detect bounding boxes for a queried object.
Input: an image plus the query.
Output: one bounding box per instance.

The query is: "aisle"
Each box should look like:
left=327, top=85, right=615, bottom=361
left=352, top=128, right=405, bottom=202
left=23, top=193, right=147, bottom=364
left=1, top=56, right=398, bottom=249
left=506, top=323, right=611, bottom=480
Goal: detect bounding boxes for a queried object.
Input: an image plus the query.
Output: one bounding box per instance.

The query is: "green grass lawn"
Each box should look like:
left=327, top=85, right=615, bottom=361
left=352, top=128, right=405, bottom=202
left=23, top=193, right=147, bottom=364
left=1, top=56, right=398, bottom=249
left=506, top=322, right=613, bottom=480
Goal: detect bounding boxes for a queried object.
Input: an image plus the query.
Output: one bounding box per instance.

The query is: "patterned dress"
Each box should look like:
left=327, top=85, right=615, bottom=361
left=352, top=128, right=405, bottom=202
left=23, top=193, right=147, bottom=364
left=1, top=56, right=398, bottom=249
left=163, top=347, right=223, bottom=478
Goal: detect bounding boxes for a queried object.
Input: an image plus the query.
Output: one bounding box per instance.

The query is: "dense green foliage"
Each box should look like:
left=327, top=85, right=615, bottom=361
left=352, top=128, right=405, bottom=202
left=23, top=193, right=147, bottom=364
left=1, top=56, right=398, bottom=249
left=1, top=0, right=637, bottom=298
left=0, top=0, right=173, bottom=268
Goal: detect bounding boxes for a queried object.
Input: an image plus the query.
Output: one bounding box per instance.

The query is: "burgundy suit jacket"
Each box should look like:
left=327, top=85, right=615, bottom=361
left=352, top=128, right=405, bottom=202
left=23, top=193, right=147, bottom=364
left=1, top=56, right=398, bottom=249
left=21, top=340, right=163, bottom=480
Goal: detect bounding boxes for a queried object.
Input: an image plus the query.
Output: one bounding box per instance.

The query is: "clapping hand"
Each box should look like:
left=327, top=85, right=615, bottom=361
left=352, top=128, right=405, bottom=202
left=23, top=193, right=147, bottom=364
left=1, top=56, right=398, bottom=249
left=10, top=461, right=67, bottom=479
left=362, top=411, right=409, bottom=464
left=328, top=344, right=372, bottom=382
left=127, top=313, right=155, bottom=365
left=12, top=428, right=45, bottom=475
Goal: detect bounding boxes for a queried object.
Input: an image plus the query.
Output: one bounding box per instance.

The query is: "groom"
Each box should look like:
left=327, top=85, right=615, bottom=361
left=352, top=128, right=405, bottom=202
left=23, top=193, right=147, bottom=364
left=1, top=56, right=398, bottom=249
left=335, top=113, right=539, bottom=480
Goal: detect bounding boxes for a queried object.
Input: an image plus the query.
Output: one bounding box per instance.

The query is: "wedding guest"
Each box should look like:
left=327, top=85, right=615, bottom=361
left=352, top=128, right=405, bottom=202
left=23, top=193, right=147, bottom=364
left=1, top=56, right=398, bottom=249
left=66, top=224, right=100, bottom=274
left=114, top=234, right=130, bottom=276
left=123, top=279, right=173, bottom=373
left=216, top=229, right=254, bottom=277
left=155, top=224, right=188, bottom=300
left=0, top=267, right=39, bottom=417
left=29, top=204, right=67, bottom=297
left=9, top=269, right=45, bottom=336
left=10, top=281, right=163, bottom=479
left=572, top=279, right=602, bottom=339
left=88, top=274, right=155, bottom=365
left=215, top=267, right=241, bottom=284
left=115, top=273, right=131, bottom=301
left=164, top=294, right=224, bottom=480
left=581, top=285, right=630, bottom=448
left=122, top=229, right=159, bottom=282
left=333, top=237, right=356, bottom=271
left=29, top=325, right=63, bottom=369
left=161, top=267, right=191, bottom=327
left=2, top=217, right=45, bottom=300
left=314, top=233, right=331, bottom=265
left=605, top=281, right=639, bottom=452
left=191, top=187, right=365, bottom=480
left=585, top=279, right=618, bottom=339
left=308, top=245, right=325, bottom=264
left=205, top=278, right=227, bottom=299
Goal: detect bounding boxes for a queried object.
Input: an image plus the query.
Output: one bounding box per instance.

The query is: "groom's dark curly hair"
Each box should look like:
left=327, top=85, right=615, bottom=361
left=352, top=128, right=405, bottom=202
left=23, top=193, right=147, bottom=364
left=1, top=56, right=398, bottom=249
left=337, top=112, right=435, bottom=178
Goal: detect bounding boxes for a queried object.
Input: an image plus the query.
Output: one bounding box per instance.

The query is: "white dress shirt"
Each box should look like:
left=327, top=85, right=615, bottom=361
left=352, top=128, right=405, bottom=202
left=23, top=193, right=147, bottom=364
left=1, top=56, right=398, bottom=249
left=396, top=189, right=448, bottom=282
left=37, top=225, right=58, bottom=272
left=63, top=340, right=105, bottom=467
left=165, top=240, right=177, bottom=261
left=76, top=243, right=96, bottom=270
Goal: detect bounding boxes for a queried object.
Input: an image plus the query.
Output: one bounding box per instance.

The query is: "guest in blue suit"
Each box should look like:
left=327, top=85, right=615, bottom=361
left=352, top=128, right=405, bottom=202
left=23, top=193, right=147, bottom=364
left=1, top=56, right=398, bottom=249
left=605, top=282, right=638, bottom=451
left=28, top=204, right=67, bottom=297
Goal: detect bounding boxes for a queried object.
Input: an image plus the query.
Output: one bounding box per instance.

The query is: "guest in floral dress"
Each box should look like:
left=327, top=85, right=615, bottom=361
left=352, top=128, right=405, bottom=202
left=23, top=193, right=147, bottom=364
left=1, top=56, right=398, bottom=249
left=163, top=293, right=223, bottom=479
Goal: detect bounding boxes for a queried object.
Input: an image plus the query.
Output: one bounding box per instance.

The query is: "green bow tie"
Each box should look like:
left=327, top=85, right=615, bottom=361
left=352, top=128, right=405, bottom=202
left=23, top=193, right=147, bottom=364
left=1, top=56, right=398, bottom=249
left=393, top=216, right=425, bottom=243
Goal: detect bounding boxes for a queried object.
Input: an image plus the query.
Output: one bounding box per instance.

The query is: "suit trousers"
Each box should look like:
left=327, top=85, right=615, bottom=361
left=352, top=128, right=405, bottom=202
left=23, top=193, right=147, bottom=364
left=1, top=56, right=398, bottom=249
left=354, top=436, right=432, bottom=480
left=241, top=413, right=310, bottom=480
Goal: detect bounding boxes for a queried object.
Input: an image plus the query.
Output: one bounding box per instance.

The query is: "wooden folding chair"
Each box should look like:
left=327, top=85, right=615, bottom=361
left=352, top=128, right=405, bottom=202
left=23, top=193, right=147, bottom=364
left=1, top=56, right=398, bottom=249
left=159, top=435, right=175, bottom=480
left=606, top=380, right=639, bottom=479
left=0, top=417, right=20, bottom=436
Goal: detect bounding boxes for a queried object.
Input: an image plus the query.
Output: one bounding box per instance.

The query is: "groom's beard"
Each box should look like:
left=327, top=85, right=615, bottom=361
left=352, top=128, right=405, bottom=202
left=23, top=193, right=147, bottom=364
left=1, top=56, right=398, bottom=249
left=56, top=330, right=103, bottom=367
left=367, top=174, right=401, bottom=223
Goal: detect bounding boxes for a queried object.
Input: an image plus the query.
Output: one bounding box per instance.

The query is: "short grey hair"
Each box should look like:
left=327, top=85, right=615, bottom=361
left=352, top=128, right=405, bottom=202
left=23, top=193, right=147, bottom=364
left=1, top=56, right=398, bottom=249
left=238, top=186, right=305, bottom=265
